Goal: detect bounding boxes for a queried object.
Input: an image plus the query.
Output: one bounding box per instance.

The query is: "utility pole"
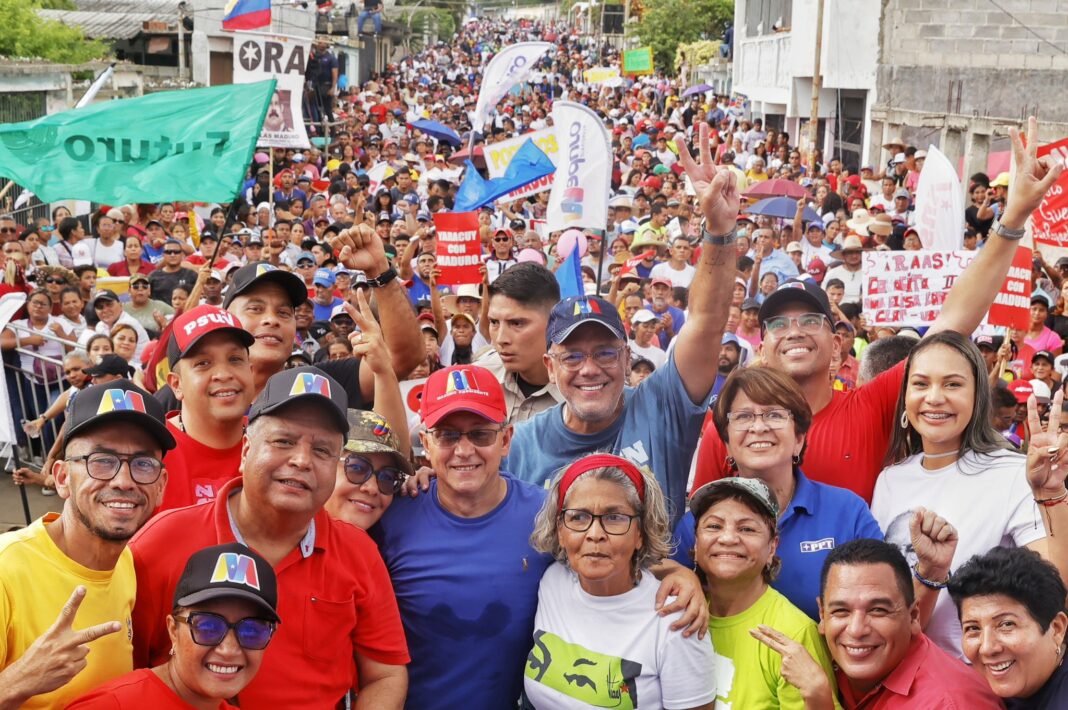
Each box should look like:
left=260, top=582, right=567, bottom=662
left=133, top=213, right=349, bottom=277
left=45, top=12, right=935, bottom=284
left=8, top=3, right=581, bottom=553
left=808, top=0, right=824, bottom=176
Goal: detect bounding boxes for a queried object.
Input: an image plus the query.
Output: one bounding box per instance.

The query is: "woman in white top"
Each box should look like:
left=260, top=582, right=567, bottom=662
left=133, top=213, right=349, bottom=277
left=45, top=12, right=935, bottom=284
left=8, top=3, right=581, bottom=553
left=873, top=330, right=1068, bottom=658
left=524, top=454, right=716, bottom=709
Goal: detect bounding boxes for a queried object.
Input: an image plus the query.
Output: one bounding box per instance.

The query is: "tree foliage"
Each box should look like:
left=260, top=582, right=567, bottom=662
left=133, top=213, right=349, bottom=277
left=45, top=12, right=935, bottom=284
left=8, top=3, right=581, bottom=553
left=632, top=0, right=732, bottom=72
left=0, top=0, right=109, bottom=63
left=674, top=39, right=721, bottom=72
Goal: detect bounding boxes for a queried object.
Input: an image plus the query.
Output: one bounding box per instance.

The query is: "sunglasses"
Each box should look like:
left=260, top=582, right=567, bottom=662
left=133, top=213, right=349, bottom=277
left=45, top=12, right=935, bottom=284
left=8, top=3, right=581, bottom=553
left=173, top=612, right=276, bottom=650
left=45, top=277, right=67, bottom=285
left=131, top=282, right=150, bottom=289
left=0, top=227, right=16, bottom=234
left=342, top=453, right=406, bottom=495
left=163, top=249, right=182, bottom=255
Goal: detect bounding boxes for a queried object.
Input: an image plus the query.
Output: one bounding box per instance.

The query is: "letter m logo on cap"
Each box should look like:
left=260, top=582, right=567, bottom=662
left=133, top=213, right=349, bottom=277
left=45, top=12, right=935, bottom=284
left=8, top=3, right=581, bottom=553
left=289, top=372, right=331, bottom=397
left=210, top=552, right=260, bottom=590
left=255, top=263, right=277, bottom=277
left=779, top=281, right=807, bottom=292
left=96, top=389, right=146, bottom=415
left=572, top=298, right=601, bottom=316
left=444, top=369, right=471, bottom=393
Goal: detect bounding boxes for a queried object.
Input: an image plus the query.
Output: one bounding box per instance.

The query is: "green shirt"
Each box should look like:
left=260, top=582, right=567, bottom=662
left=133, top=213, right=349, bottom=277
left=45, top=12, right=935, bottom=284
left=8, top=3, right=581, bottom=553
left=123, top=300, right=173, bottom=336
left=708, top=586, right=839, bottom=709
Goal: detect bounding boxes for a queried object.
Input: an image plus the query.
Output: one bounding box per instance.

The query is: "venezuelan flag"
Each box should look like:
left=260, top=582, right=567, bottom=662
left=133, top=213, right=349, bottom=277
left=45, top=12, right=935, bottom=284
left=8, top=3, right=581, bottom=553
left=223, top=0, right=271, bottom=31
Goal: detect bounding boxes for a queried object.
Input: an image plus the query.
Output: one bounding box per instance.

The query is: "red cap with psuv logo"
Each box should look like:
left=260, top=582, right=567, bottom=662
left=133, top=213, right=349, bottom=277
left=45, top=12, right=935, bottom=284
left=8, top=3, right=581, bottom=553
left=420, top=366, right=507, bottom=428
left=1007, top=379, right=1034, bottom=404
left=166, top=304, right=255, bottom=364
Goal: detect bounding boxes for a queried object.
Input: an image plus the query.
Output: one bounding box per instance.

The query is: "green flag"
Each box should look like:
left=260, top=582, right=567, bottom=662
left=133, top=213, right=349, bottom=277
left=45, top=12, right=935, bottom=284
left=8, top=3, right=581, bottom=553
left=0, top=79, right=275, bottom=204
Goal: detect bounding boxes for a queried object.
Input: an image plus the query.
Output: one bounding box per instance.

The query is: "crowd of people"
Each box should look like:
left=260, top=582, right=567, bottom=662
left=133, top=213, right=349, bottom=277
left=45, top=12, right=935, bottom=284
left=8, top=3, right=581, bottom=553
left=1, top=16, right=1068, bottom=709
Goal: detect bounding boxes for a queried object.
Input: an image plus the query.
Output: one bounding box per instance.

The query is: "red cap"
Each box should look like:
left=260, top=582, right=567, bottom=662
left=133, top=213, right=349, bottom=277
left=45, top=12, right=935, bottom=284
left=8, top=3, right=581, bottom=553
left=650, top=277, right=673, bottom=289
left=166, top=304, right=255, bottom=364
left=1008, top=380, right=1034, bottom=404
left=640, top=176, right=662, bottom=189
left=420, top=366, right=507, bottom=428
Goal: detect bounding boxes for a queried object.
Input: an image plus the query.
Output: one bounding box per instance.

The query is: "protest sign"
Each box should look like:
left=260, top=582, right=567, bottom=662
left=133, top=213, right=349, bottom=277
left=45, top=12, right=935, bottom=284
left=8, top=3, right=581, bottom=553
left=433, top=212, right=482, bottom=285
left=0, top=81, right=273, bottom=203
left=486, top=129, right=560, bottom=178
left=913, top=145, right=964, bottom=250
left=583, top=67, right=622, bottom=86
left=546, top=102, right=612, bottom=233
left=622, top=47, right=654, bottom=75
left=233, top=34, right=311, bottom=149
left=472, top=42, right=553, bottom=130
left=1032, top=136, right=1068, bottom=248
left=400, top=377, right=428, bottom=421
left=862, top=249, right=1028, bottom=329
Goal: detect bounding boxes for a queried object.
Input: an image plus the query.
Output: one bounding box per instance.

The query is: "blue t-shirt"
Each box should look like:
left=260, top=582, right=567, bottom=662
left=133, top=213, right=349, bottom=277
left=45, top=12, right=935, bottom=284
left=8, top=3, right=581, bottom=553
left=645, top=302, right=686, bottom=349
left=504, top=353, right=708, bottom=527
left=406, top=273, right=431, bottom=305
left=312, top=297, right=343, bottom=321
left=372, top=472, right=551, bottom=710
left=143, top=243, right=164, bottom=264
left=671, top=470, right=882, bottom=620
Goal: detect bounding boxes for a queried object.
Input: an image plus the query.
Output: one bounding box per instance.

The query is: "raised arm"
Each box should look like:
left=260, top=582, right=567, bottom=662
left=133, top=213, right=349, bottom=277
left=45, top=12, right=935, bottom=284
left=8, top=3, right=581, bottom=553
left=929, top=117, right=1063, bottom=337
left=672, top=124, right=742, bottom=403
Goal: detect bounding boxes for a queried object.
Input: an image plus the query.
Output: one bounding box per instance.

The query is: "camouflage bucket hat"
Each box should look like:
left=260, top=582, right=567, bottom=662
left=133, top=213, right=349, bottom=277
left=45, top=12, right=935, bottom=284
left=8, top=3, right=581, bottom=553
left=343, top=410, right=413, bottom=475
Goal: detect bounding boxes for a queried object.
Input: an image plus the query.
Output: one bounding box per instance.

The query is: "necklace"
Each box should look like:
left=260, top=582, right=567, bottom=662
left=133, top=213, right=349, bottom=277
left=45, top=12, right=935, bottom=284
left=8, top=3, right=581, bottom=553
left=921, top=450, right=960, bottom=459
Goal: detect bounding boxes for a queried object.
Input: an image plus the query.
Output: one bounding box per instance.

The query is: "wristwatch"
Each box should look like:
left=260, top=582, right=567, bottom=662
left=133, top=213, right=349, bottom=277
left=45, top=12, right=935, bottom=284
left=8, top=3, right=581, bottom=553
left=700, top=224, right=736, bottom=246
left=991, top=218, right=1025, bottom=241
left=365, top=267, right=398, bottom=288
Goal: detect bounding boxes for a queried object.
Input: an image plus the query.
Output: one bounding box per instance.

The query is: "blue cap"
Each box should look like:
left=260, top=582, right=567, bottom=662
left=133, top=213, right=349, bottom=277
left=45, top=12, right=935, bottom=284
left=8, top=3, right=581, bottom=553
left=546, top=296, right=626, bottom=347
left=297, top=251, right=316, bottom=265
left=314, top=268, right=335, bottom=287
left=417, top=210, right=431, bottom=222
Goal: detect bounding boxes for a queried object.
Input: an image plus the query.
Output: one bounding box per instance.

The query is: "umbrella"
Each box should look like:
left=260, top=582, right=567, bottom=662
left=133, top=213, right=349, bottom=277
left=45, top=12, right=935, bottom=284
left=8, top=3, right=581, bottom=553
left=744, top=178, right=809, bottom=200
left=744, top=196, right=822, bottom=223
left=681, top=83, right=713, bottom=98
left=448, top=146, right=486, bottom=169
left=409, top=119, right=462, bottom=148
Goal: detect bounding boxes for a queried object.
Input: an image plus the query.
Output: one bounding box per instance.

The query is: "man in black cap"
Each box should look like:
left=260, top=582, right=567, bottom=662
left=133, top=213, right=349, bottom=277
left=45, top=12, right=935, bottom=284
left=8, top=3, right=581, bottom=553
left=131, top=366, right=409, bottom=707
left=0, top=379, right=174, bottom=709
left=87, top=290, right=149, bottom=360
left=148, top=239, right=197, bottom=305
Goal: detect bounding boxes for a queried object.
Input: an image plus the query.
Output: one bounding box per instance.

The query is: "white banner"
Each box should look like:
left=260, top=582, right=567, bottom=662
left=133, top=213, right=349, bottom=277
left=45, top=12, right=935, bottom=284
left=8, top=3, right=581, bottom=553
left=366, top=161, right=391, bottom=195
left=0, top=291, right=27, bottom=448
left=485, top=129, right=560, bottom=178
left=914, top=145, right=964, bottom=250
left=862, top=250, right=975, bottom=326
left=472, top=42, right=553, bottom=131
left=546, top=101, right=612, bottom=233
left=233, top=34, right=311, bottom=149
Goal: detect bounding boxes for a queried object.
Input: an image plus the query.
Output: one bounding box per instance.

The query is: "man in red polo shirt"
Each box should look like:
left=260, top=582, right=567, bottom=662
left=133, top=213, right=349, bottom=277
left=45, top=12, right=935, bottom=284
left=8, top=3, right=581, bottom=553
left=807, top=539, right=1000, bottom=708
left=130, top=366, right=408, bottom=708
left=156, top=304, right=255, bottom=512
left=693, top=118, right=1063, bottom=501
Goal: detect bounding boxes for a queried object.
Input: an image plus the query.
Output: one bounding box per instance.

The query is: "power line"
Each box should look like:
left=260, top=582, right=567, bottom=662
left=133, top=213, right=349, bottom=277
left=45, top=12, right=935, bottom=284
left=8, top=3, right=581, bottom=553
left=985, top=0, right=1068, bottom=55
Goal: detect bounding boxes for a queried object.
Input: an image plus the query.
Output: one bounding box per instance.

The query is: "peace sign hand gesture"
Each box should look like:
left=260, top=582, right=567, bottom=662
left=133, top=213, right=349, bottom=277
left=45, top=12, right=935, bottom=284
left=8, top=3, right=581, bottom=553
left=1005, top=116, right=1064, bottom=223
left=1026, top=389, right=1068, bottom=499
left=674, top=123, right=740, bottom=236
left=750, top=625, right=834, bottom=707
left=345, top=289, right=391, bottom=376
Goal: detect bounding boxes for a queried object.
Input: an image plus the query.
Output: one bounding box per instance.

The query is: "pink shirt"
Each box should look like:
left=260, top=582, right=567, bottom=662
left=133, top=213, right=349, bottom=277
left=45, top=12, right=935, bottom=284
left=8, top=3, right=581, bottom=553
left=1025, top=326, right=1063, bottom=354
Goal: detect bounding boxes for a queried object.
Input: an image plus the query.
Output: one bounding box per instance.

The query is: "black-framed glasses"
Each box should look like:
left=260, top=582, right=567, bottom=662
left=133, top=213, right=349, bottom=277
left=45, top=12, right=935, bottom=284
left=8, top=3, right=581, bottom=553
left=559, top=509, right=638, bottom=535
left=763, top=313, right=829, bottom=336
left=173, top=612, right=276, bottom=650
left=549, top=347, right=623, bottom=372
left=726, top=409, right=792, bottom=430
left=163, top=249, right=183, bottom=255
left=67, top=452, right=163, bottom=484
left=130, top=282, right=150, bottom=289
left=493, top=237, right=511, bottom=243
left=46, top=277, right=67, bottom=285
left=427, top=427, right=502, bottom=447
left=342, top=453, right=406, bottom=495
left=0, top=227, right=16, bottom=234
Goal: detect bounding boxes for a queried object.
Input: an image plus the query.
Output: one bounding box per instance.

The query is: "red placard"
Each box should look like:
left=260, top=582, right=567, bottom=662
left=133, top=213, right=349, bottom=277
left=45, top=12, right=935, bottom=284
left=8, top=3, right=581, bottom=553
left=433, top=211, right=482, bottom=286
left=986, top=245, right=1032, bottom=330
left=1033, top=137, right=1068, bottom=247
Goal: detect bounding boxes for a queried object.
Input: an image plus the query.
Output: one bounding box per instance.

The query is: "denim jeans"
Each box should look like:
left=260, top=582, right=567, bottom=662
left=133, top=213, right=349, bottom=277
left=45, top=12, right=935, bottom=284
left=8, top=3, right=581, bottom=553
left=357, top=10, right=382, bottom=34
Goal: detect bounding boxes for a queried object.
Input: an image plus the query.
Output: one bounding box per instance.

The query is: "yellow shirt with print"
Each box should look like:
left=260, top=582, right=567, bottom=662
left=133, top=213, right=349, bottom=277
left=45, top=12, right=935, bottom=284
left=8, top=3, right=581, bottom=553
left=709, top=586, right=840, bottom=709
left=0, top=513, right=135, bottom=709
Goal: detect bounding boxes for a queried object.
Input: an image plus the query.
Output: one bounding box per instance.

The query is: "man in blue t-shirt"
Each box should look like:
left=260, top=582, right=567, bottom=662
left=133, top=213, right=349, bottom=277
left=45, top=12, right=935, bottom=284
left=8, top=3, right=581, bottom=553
left=311, top=268, right=343, bottom=321
left=375, top=365, right=708, bottom=710
left=504, top=139, right=742, bottom=527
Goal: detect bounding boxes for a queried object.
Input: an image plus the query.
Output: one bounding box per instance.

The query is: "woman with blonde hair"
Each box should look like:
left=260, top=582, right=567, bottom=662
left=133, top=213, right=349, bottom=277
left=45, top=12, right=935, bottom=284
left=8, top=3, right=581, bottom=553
left=524, top=453, right=716, bottom=709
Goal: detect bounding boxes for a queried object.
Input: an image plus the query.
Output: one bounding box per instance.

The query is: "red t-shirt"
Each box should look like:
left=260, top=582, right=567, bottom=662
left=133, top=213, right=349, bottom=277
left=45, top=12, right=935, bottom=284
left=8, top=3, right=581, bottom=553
left=156, top=416, right=243, bottom=513
left=835, top=634, right=1001, bottom=709
left=130, top=478, right=409, bottom=708
left=185, top=255, right=231, bottom=270
left=67, top=668, right=238, bottom=709
left=694, top=360, right=906, bottom=502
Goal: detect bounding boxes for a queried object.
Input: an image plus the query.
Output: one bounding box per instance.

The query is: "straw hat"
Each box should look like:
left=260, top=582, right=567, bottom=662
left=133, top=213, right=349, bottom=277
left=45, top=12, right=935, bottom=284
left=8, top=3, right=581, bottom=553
left=846, top=209, right=876, bottom=235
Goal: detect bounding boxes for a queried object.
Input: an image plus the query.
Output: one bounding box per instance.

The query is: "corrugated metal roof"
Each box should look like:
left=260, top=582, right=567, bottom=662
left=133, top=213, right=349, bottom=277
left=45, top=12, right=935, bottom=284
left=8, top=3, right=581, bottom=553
left=37, top=3, right=177, bottom=40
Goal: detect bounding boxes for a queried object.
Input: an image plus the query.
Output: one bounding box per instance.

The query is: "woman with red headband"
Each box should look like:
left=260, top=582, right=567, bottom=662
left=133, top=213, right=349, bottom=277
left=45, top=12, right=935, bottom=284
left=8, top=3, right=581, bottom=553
left=524, top=453, right=716, bottom=709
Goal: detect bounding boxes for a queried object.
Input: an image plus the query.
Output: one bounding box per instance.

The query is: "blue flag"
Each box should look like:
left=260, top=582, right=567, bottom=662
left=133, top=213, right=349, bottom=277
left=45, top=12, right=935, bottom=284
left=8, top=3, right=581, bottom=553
left=453, top=139, right=555, bottom=213
left=555, top=241, right=584, bottom=299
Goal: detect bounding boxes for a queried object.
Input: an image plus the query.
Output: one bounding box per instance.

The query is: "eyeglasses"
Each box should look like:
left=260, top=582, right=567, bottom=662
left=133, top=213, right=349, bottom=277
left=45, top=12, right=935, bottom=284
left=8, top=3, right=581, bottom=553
left=559, top=509, right=638, bottom=535
left=45, top=277, right=67, bottom=285
left=173, top=612, right=276, bottom=650
left=427, top=427, right=502, bottom=448
left=342, top=454, right=406, bottom=495
left=163, top=249, right=182, bottom=255
left=763, top=313, right=829, bottom=336
left=66, top=452, right=164, bottom=484
left=549, top=347, right=623, bottom=371
left=726, top=409, right=792, bottom=430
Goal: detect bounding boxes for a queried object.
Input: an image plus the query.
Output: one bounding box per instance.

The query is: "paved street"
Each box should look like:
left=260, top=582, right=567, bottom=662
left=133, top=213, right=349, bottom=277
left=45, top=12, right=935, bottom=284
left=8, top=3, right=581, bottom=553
left=0, top=473, right=59, bottom=530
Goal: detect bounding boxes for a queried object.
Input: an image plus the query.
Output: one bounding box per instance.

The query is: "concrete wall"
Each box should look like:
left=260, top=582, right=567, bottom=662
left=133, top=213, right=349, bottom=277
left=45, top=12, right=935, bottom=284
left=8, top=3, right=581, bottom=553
left=878, top=0, right=1068, bottom=122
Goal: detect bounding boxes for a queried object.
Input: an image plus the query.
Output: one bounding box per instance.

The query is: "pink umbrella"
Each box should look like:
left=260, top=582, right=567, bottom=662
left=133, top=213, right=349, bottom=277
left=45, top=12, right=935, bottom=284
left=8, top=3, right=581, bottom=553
left=744, top=178, right=809, bottom=200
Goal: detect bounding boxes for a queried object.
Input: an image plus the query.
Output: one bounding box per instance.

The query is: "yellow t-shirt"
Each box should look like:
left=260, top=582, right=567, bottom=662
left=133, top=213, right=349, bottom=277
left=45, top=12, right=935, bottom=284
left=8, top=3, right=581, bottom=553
left=709, top=586, right=839, bottom=709
left=0, top=513, right=136, bottom=709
